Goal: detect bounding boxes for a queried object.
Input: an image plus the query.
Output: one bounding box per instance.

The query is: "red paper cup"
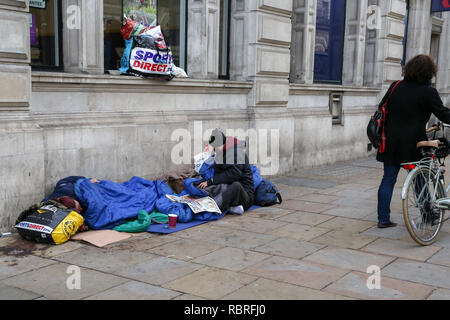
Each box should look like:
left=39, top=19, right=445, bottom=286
left=168, top=214, right=178, bottom=228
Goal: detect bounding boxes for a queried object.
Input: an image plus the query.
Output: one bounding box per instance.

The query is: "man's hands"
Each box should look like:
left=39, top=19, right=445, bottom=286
left=198, top=181, right=208, bottom=189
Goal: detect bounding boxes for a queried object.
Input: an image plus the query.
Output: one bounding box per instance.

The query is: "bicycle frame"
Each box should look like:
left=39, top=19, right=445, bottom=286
left=401, top=122, right=450, bottom=210
left=400, top=158, right=447, bottom=206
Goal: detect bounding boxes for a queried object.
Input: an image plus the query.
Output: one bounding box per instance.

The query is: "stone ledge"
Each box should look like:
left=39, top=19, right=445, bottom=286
left=0, top=0, right=27, bottom=9
left=27, top=109, right=253, bottom=129
left=289, top=84, right=381, bottom=95
left=31, top=72, right=254, bottom=95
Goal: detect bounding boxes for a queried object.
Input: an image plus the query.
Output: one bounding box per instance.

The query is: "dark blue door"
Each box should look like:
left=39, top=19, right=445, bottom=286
left=314, top=0, right=346, bottom=83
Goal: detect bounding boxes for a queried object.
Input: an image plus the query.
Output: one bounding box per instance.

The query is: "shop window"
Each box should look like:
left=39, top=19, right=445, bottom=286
left=103, top=0, right=187, bottom=72
left=219, top=0, right=231, bottom=79
left=401, top=0, right=410, bottom=68
left=29, top=0, right=63, bottom=70
left=313, top=0, right=346, bottom=83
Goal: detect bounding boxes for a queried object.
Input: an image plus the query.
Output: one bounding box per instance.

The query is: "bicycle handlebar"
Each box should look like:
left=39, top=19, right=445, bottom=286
left=426, top=126, right=440, bottom=133
left=427, top=121, right=450, bottom=133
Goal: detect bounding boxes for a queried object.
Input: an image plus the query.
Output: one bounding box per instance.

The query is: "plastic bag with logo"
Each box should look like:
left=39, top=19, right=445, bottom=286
left=15, top=200, right=84, bottom=245
left=127, top=34, right=174, bottom=79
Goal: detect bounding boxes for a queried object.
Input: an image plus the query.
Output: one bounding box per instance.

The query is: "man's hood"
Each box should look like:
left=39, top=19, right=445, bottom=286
left=223, top=136, right=246, bottom=152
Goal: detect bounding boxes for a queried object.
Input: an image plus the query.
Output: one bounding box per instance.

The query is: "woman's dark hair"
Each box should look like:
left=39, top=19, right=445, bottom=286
left=404, top=54, right=438, bottom=84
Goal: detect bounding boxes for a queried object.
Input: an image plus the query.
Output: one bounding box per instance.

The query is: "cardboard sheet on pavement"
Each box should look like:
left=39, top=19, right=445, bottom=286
left=71, top=230, right=132, bottom=247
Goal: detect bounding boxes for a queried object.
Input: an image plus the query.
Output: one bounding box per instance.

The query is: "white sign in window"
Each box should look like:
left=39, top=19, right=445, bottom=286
left=30, top=0, right=46, bottom=9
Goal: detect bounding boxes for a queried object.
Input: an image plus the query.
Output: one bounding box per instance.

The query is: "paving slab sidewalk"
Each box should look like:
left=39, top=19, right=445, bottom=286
left=1, top=155, right=449, bottom=300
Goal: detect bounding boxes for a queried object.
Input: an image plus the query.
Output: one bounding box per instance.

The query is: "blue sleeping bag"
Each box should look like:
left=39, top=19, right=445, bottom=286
left=74, top=176, right=158, bottom=230
left=154, top=179, right=225, bottom=223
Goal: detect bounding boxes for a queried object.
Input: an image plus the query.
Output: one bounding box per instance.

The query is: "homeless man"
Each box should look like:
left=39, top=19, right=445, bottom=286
left=198, top=129, right=255, bottom=214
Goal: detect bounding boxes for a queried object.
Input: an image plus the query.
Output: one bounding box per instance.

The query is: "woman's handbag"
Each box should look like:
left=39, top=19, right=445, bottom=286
left=367, top=81, right=401, bottom=153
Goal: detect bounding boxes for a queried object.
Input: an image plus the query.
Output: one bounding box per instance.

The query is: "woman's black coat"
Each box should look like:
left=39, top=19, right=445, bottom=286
left=376, top=80, right=450, bottom=165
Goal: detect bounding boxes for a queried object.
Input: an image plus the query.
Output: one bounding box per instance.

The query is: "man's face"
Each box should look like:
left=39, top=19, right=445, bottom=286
left=73, top=200, right=83, bottom=214
left=216, top=145, right=225, bottom=152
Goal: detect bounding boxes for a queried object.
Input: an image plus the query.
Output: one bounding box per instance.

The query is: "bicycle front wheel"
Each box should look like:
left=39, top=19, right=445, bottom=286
left=402, top=166, right=445, bottom=246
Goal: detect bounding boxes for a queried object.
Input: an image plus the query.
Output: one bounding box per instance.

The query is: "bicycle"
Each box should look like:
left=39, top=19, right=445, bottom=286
left=401, top=121, right=450, bottom=246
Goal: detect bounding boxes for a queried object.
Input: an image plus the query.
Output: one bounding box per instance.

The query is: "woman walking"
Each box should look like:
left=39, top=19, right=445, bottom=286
left=376, top=54, right=450, bottom=228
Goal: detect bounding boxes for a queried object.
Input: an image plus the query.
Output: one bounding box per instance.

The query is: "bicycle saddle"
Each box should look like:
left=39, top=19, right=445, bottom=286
left=416, top=140, right=440, bottom=149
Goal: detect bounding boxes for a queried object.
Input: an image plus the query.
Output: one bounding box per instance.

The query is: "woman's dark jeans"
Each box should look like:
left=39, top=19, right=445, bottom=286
left=377, top=164, right=401, bottom=224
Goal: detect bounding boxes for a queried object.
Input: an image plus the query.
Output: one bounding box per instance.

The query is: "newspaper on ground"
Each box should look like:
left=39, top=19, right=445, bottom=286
left=166, top=195, right=222, bottom=214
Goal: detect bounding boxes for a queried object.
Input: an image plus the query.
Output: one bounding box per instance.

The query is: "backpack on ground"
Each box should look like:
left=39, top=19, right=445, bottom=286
left=254, top=179, right=282, bottom=206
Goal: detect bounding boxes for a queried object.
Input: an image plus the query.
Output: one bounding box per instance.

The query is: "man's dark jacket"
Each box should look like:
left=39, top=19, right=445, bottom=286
left=207, top=137, right=255, bottom=201
left=377, top=80, right=450, bottom=165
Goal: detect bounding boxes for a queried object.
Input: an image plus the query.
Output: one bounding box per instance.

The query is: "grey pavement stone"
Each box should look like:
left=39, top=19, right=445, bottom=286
left=361, top=212, right=405, bottom=226
left=331, top=183, right=378, bottom=192
left=317, top=217, right=376, bottom=233
left=295, top=162, right=377, bottom=179
left=272, top=177, right=339, bottom=189
left=222, top=278, right=353, bottom=300
left=174, top=225, right=234, bottom=241
left=172, top=293, right=206, bottom=300
left=324, top=271, right=434, bottom=300
left=383, top=259, right=450, bottom=289
left=247, top=207, right=294, bottom=220
left=427, top=248, right=450, bottom=267
left=362, top=238, right=441, bottom=262
left=205, top=229, right=279, bottom=250
left=433, top=232, right=450, bottom=249
left=175, top=225, right=278, bottom=250
left=329, top=198, right=378, bottom=209
left=1, top=263, right=128, bottom=300
left=210, top=216, right=288, bottom=234
left=0, top=283, right=41, bottom=300
left=147, top=239, right=224, bottom=261
left=0, top=254, right=56, bottom=280
left=348, top=157, right=382, bottom=169
left=276, top=186, right=317, bottom=200
left=303, top=247, right=396, bottom=272
left=113, top=256, right=203, bottom=286
left=427, top=288, right=450, bottom=300
left=84, top=281, right=181, bottom=300
left=0, top=234, right=86, bottom=258
left=322, top=205, right=375, bottom=219
left=269, top=223, right=330, bottom=242
left=441, top=221, right=450, bottom=233
left=163, top=267, right=257, bottom=300
left=52, top=246, right=157, bottom=274
left=253, top=238, right=325, bottom=259
left=277, top=211, right=335, bottom=226
left=192, top=247, right=270, bottom=272
left=330, top=189, right=375, bottom=199
left=242, top=255, right=350, bottom=290
left=296, top=193, right=340, bottom=204
left=106, top=234, right=179, bottom=251
left=278, top=200, right=336, bottom=213
left=311, top=230, right=378, bottom=250
left=362, top=225, right=410, bottom=240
